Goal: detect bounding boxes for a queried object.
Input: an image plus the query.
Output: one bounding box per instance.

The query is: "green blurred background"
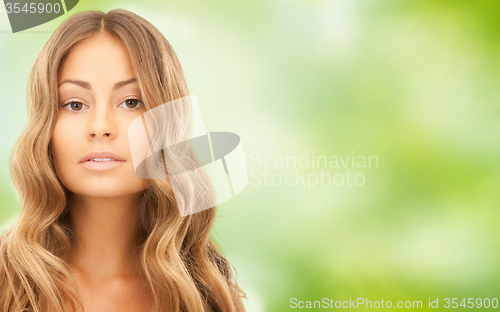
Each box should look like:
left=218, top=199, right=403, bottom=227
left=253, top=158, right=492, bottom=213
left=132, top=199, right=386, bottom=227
left=1, top=0, right=500, bottom=311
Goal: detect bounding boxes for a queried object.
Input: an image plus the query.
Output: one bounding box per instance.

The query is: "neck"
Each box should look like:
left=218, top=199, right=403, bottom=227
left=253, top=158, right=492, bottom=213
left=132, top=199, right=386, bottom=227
left=68, top=192, right=144, bottom=280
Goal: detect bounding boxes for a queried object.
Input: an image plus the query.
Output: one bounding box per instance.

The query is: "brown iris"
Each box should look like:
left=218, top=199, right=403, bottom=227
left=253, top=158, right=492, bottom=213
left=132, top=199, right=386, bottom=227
left=124, top=98, right=141, bottom=108
left=69, top=101, right=83, bottom=110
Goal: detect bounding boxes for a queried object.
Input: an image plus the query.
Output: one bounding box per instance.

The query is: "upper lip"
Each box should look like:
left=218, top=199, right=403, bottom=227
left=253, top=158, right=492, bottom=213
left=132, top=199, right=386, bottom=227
left=79, top=150, right=125, bottom=163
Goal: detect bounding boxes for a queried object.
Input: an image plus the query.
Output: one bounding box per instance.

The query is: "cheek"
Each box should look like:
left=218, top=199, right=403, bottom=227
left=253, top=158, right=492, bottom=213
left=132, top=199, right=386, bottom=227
left=51, top=119, right=79, bottom=178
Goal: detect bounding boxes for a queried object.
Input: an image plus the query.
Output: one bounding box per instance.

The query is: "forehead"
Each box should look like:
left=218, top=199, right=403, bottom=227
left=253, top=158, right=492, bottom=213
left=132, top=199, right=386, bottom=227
left=58, top=33, right=135, bottom=84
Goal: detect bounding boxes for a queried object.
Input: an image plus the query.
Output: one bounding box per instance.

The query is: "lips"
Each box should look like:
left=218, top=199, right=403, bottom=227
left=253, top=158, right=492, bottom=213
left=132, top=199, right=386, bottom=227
left=79, top=150, right=125, bottom=163
left=79, top=150, right=126, bottom=171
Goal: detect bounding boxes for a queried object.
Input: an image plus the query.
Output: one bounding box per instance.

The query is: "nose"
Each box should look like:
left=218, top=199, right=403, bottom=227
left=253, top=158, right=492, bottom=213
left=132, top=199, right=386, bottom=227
left=86, top=103, right=118, bottom=140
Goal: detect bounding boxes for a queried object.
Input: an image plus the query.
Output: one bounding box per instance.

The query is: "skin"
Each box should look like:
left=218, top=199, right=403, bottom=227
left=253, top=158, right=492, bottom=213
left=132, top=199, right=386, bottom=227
left=52, top=33, right=154, bottom=311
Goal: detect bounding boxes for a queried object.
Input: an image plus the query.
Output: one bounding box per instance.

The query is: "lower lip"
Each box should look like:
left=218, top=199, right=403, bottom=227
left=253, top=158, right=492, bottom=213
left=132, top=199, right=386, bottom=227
left=80, top=160, right=125, bottom=171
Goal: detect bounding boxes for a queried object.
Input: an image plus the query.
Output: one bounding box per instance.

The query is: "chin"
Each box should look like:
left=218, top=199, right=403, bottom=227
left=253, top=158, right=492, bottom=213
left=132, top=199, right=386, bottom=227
left=71, top=188, right=130, bottom=198
left=78, top=189, right=137, bottom=198
left=67, top=180, right=146, bottom=198
left=57, top=168, right=149, bottom=198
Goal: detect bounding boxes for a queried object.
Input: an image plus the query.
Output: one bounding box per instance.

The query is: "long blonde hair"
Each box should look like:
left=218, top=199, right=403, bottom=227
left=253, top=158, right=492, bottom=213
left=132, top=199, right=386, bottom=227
left=0, top=9, right=246, bottom=312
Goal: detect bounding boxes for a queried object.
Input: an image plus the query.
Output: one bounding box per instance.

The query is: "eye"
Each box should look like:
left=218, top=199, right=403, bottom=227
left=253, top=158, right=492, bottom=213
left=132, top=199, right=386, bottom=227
left=62, top=101, right=88, bottom=112
left=120, top=97, right=143, bottom=109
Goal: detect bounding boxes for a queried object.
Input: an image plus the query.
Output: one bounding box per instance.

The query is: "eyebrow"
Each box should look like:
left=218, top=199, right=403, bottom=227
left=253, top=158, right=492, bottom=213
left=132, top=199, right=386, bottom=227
left=57, top=78, right=137, bottom=90
left=112, top=78, right=138, bottom=91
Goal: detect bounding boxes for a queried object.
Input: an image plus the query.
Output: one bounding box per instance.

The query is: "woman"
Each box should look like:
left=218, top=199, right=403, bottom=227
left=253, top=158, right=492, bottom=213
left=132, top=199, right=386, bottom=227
left=0, top=9, right=246, bottom=312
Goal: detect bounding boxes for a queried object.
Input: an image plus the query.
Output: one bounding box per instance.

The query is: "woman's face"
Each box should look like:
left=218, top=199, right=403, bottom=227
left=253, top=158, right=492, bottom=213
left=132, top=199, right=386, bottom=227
left=52, top=33, right=149, bottom=198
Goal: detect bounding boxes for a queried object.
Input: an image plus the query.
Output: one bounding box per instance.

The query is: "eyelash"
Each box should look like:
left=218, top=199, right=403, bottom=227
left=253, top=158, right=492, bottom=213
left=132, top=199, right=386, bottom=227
left=61, top=97, right=144, bottom=113
left=120, top=97, right=144, bottom=110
